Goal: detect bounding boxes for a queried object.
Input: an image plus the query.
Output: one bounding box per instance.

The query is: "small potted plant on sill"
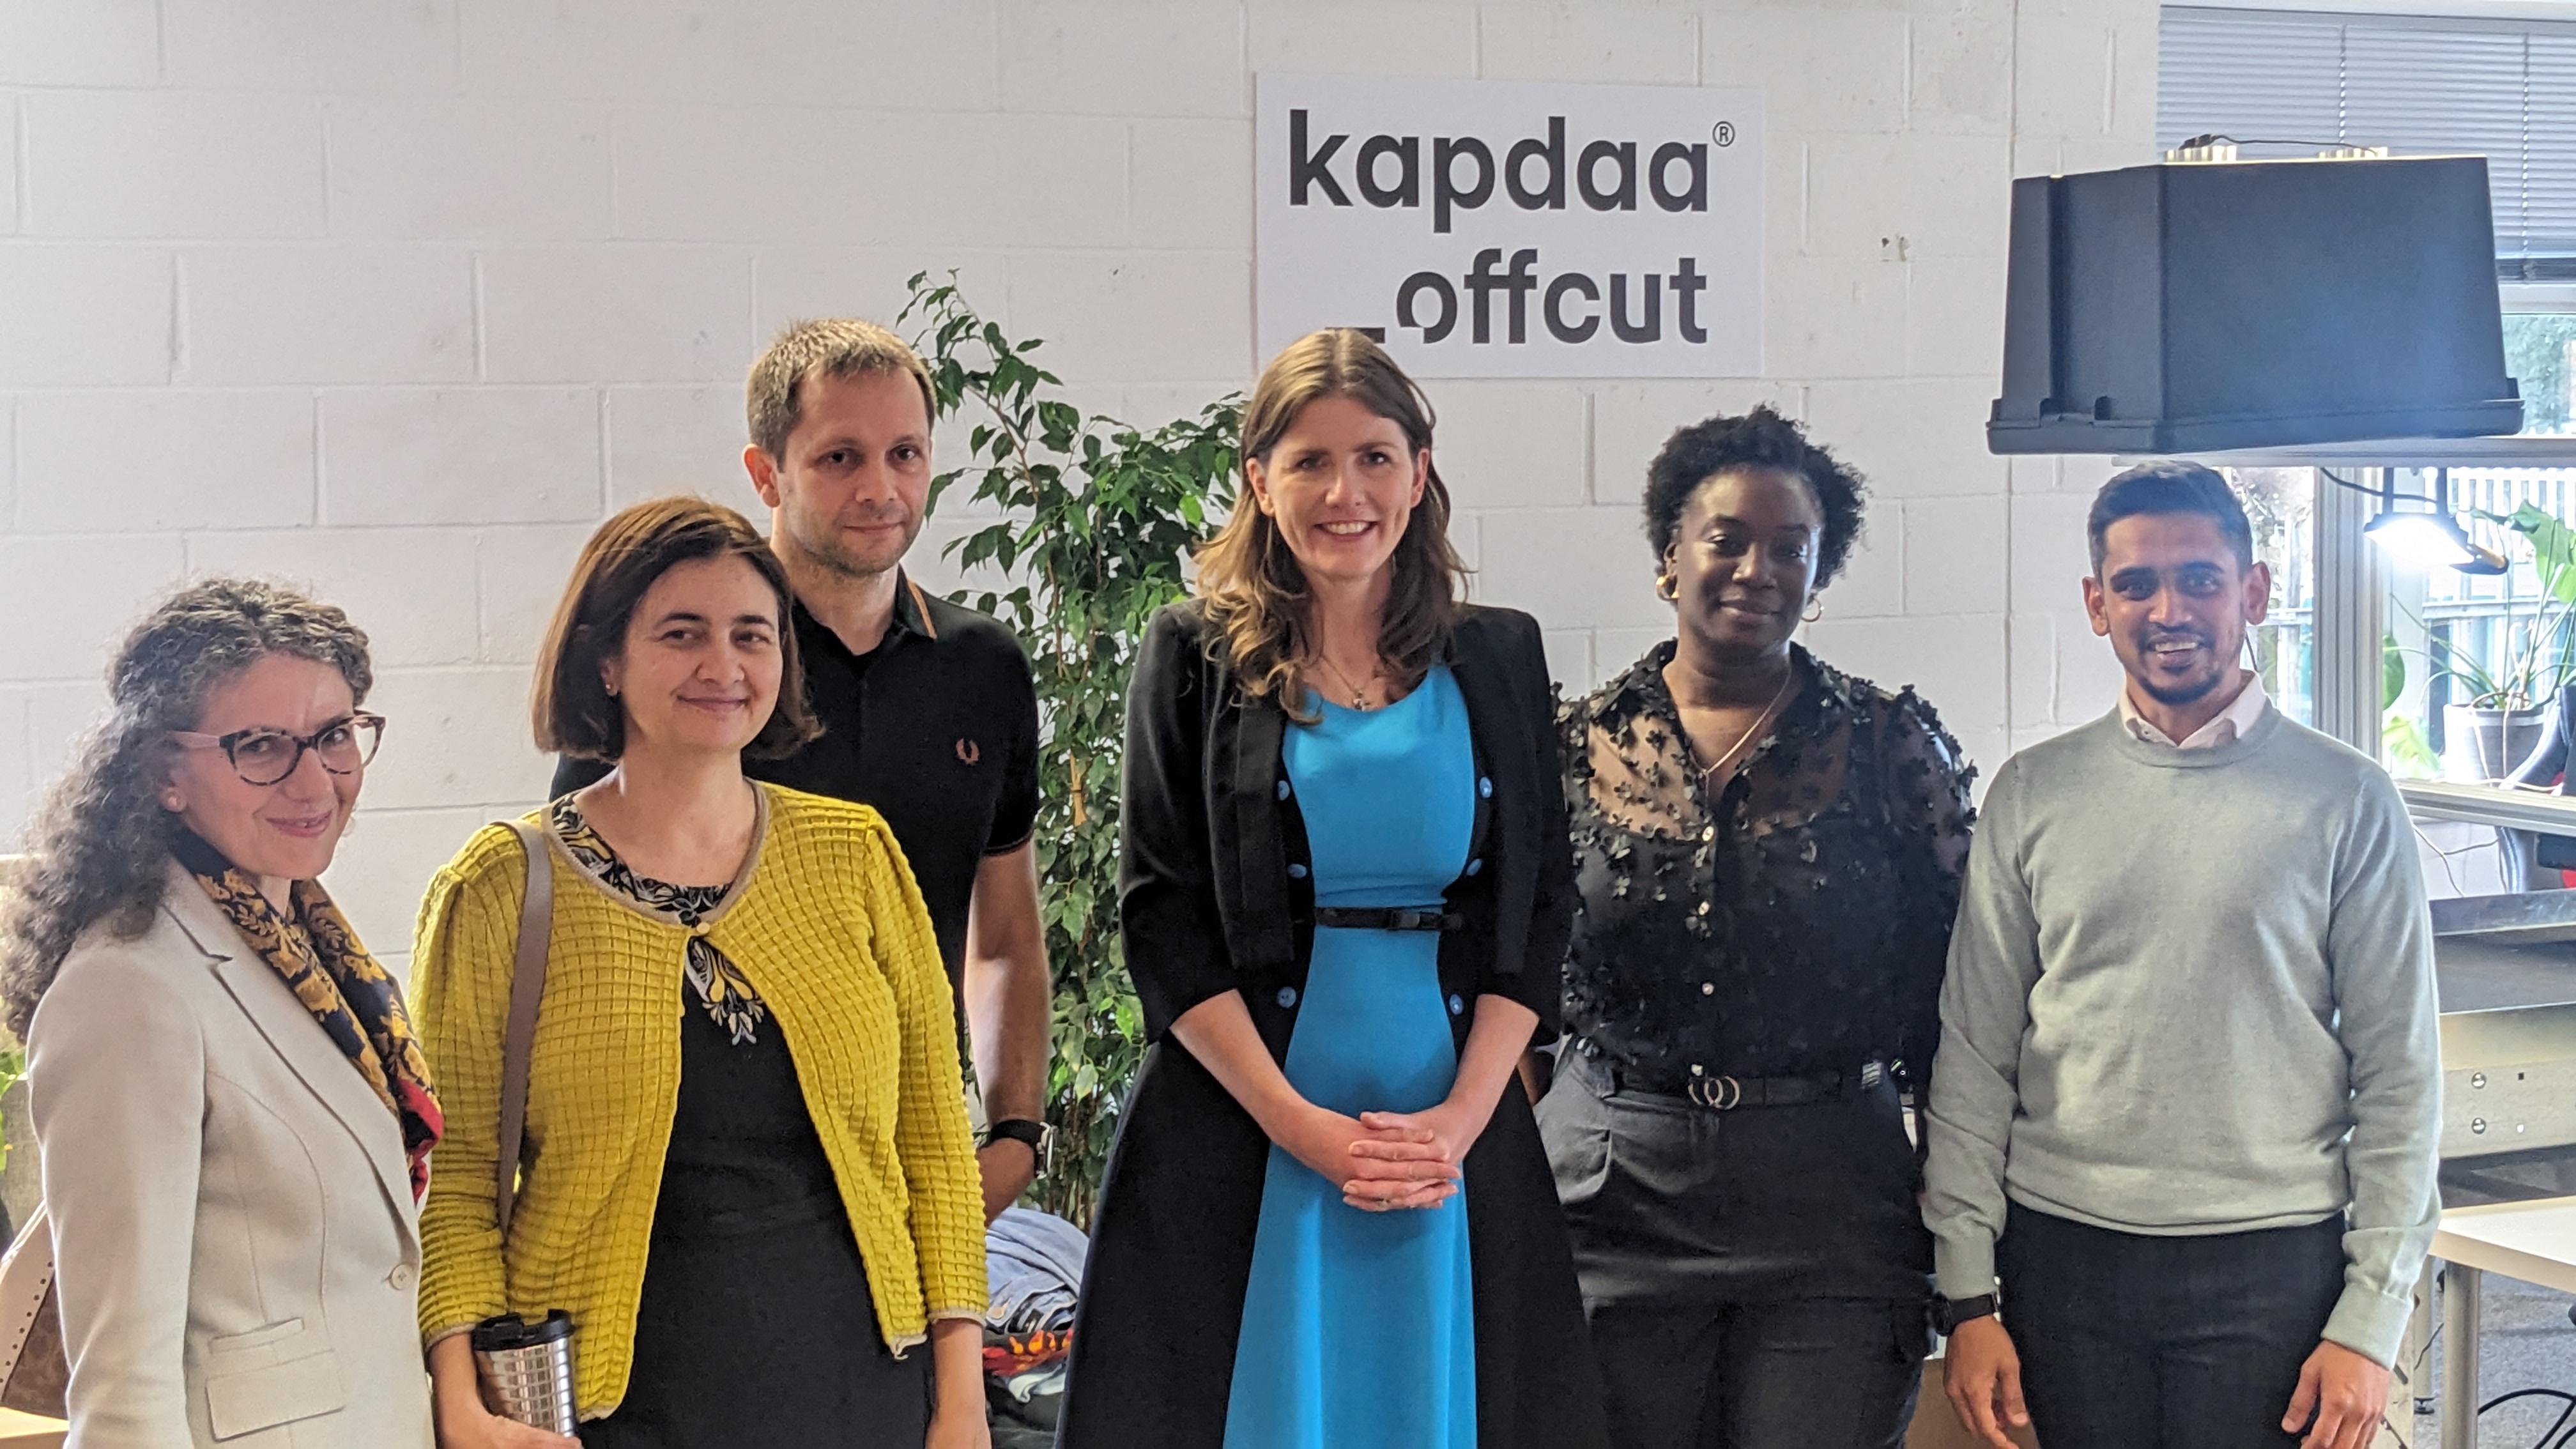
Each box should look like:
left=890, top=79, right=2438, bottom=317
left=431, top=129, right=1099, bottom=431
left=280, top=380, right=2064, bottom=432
left=2439, top=505, right=2576, bottom=782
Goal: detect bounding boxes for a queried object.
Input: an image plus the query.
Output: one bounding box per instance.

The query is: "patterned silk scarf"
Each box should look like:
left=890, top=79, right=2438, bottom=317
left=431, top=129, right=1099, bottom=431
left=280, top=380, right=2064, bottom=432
left=174, top=834, right=445, bottom=1200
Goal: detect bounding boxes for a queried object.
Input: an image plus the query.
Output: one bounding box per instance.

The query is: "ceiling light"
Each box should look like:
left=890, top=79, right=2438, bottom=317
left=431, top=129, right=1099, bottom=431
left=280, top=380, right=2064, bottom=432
left=2365, top=508, right=2508, bottom=574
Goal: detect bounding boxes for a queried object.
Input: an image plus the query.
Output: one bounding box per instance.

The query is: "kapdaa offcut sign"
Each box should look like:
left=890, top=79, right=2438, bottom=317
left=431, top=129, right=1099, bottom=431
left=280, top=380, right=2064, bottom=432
left=1255, top=73, right=1764, bottom=379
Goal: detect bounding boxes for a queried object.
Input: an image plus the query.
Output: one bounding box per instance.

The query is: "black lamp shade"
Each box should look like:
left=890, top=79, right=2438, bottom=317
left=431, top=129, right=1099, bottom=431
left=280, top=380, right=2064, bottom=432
left=1989, top=155, right=2524, bottom=454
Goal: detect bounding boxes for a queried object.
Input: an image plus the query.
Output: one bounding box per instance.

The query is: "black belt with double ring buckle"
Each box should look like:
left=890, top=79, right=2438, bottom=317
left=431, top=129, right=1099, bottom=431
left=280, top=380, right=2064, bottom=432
left=1578, top=1046, right=1885, bottom=1111
left=1312, top=906, right=1462, bottom=932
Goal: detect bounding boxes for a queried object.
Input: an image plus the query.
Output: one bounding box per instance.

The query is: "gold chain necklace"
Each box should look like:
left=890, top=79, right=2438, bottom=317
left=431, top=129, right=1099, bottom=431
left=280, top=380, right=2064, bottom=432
left=1315, top=653, right=1384, bottom=710
left=1690, top=666, right=1796, bottom=782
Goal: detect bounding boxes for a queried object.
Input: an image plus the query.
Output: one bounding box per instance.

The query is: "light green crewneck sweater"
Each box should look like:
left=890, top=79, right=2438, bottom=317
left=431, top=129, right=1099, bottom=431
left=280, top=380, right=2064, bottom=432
left=1921, top=707, right=2441, bottom=1366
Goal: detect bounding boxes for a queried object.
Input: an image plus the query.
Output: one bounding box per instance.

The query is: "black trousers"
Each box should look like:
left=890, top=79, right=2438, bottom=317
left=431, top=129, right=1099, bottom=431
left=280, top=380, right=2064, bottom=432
left=1998, top=1203, right=2348, bottom=1449
left=1539, top=1057, right=1931, bottom=1449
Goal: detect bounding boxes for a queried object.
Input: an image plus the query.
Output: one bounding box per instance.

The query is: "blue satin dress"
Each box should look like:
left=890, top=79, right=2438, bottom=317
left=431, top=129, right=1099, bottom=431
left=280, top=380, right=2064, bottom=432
left=1222, top=665, right=1478, bottom=1449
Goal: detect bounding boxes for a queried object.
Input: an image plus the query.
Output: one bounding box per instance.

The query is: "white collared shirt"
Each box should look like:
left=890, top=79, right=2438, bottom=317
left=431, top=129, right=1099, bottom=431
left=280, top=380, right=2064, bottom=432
left=2119, top=670, right=2270, bottom=750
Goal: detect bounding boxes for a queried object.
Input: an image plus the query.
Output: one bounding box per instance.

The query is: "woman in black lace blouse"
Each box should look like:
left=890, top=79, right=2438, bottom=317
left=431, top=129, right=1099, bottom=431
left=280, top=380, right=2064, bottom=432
left=1538, top=406, right=1975, bottom=1449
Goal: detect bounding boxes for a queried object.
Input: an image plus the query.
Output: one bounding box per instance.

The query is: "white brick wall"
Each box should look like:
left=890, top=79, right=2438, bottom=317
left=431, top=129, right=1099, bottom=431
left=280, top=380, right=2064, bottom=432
left=1, top=0, right=2156, bottom=960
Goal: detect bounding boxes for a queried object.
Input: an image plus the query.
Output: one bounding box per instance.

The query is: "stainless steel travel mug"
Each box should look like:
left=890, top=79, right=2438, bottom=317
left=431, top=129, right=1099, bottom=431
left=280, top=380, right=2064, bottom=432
left=471, top=1310, right=577, bottom=1434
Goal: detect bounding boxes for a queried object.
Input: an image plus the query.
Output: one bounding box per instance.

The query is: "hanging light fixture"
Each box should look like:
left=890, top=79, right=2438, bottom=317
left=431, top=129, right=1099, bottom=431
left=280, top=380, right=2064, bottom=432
left=2363, top=468, right=2509, bottom=575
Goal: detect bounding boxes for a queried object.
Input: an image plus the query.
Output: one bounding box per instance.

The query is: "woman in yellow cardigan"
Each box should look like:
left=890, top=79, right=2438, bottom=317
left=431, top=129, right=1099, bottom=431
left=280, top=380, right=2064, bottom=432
left=411, top=497, right=989, bottom=1449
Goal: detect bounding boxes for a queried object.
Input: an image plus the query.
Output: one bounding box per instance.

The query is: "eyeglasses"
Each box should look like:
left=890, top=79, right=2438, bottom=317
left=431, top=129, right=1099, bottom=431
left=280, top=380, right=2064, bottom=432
left=168, top=713, right=387, bottom=786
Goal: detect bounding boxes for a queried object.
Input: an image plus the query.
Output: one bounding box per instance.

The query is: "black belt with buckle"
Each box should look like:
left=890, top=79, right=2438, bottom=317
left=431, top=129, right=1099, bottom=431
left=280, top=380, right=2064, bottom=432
left=1571, top=1045, right=1885, bottom=1111
left=1313, top=906, right=1462, bottom=932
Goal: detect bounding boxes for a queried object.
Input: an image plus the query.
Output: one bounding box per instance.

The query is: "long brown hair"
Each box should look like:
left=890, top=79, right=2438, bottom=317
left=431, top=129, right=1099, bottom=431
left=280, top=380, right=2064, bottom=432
left=531, top=496, right=820, bottom=762
left=1194, top=329, right=1468, bottom=714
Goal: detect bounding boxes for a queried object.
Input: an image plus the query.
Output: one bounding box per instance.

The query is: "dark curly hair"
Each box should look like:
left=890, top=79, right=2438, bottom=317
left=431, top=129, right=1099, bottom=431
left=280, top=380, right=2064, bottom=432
left=1641, top=405, right=1869, bottom=588
left=1, top=578, right=373, bottom=1038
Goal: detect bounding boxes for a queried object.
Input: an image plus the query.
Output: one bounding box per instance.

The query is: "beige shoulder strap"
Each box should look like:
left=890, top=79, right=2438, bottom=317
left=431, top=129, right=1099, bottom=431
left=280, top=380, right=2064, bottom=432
left=496, top=819, right=554, bottom=1238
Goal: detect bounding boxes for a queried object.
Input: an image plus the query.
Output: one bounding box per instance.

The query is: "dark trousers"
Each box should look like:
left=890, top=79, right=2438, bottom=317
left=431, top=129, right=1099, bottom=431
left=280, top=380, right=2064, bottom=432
left=1588, top=1296, right=1925, bottom=1449
left=1998, top=1203, right=2347, bottom=1449
left=1539, top=1057, right=1930, bottom=1449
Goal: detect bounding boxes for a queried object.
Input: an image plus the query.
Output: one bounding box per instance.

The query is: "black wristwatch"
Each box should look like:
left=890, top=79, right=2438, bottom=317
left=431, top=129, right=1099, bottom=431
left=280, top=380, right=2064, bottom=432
left=979, top=1118, right=1055, bottom=1175
left=1931, top=1294, right=1999, bottom=1335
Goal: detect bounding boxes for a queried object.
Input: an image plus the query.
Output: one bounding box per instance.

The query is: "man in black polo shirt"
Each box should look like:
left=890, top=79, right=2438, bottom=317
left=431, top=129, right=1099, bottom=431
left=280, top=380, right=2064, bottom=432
left=556, top=318, right=1052, bottom=1220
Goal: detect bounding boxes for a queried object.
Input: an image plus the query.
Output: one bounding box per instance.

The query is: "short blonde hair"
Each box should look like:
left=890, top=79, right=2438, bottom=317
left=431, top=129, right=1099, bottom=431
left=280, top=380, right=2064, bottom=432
left=746, top=318, right=939, bottom=461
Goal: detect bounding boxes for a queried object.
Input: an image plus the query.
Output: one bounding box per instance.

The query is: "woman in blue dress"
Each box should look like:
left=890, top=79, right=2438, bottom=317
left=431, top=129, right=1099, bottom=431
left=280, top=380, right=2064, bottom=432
left=1055, top=330, right=1609, bottom=1449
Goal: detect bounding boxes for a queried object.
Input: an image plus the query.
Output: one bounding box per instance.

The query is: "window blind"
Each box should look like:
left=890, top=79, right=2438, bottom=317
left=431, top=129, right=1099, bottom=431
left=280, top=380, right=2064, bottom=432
left=2162, top=6, right=2576, bottom=278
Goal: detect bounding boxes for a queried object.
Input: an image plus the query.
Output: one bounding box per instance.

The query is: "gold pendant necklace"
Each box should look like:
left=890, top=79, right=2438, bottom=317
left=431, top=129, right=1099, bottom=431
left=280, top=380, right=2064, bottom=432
left=1693, top=666, right=1796, bottom=783
left=1317, top=653, right=1383, bottom=710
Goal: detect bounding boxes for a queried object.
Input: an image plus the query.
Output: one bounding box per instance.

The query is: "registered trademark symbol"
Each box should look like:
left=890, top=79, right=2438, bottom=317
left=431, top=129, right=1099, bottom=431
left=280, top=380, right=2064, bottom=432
left=1712, top=121, right=1736, bottom=147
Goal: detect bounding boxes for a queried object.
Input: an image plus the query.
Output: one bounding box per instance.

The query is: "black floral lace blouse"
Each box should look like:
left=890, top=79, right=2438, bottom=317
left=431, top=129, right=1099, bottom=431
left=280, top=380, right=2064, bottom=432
left=1560, top=641, right=1975, bottom=1092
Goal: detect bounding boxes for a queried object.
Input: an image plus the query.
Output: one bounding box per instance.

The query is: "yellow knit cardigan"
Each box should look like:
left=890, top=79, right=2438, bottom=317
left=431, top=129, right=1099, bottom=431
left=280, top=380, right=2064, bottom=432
left=410, top=784, right=986, bottom=1419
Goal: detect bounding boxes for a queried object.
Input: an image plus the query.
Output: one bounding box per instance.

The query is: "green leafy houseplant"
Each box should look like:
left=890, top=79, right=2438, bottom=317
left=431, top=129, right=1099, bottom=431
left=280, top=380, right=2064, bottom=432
left=2440, top=505, right=2576, bottom=711
left=901, top=272, right=1241, bottom=1225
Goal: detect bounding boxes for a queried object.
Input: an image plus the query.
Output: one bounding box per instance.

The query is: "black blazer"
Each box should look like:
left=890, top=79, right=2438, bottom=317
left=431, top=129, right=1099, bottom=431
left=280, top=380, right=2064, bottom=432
left=1117, top=598, right=1574, bottom=1050
left=1057, top=599, right=1609, bottom=1449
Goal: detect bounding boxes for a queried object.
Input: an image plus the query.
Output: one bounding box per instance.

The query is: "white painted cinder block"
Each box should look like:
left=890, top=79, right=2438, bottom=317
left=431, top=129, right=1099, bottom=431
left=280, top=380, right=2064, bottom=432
left=1804, top=132, right=2011, bottom=262
left=1901, top=495, right=2009, bottom=617
left=476, top=525, right=599, bottom=665
left=162, top=0, right=460, bottom=93
left=1246, top=1, right=1475, bottom=77
left=357, top=666, right=553, bottom=811
left=460, top=0, right=1003, bottom=111
left=325, top=803, right=518, bottom=975
left=1476, top=5, right=1701, bottom=86
left=181, top=247, right=475, bottom=385
left=1592, top=627, right=1667, bottom=689
left=1428, top=382, right=1587, bottom=512
left=2008, top=612, right=2057, bottom=728
left=1540, top=629, right=1593, bottom=691
left=480, top=249, right=754, bottom=385
left=22, top=93, right=326, bottom=239
left=17, top=392, right=316, bottom=534
left=1590, top=380, right=1804, bottom=511
left=1477, top=506, right=1664, bottom=634
left=1821, top=523, right=1904, bottom=623
left=0, top=691, right=34, bottom=847
left=999, top=1, right=1247, bottom=118
left=2008, top=489, right=2097, bottom=621
left=1906, top=256, right=2006, bottom=382
left=608, top=386, right=752, bottom=510
left=1802, top=612, right=2009, bottom=744
left=612, top=109, right=1130, bottom=250
left=754, top=250, right=1011, bottom=342
left=1006, top=252, right=1254, bottom=387
left=321, top=388, right=602, bottom=526
left=1765, top=256, right=1908, bottom=380
left=185, top=526, right=482, bottom=669
left=0, top=0, right=160, bottom=86
left=24, top=680, right=112, bottom=822
left=1, top=103, right=18, bottom=236
left=0, top=247, right=173, bottom=386
left=0, top=534, right=187, bottom=682
left=1131, top=121, right=1254, bottom=253
left=2014, top=12, right=2117, bottom=141
left=1911, top=0, right=2016, bottom=137
left=1701, top=8, right=1910, bottom=135
left=1803, top=378, right=2008, bottom=499
left=326, top=100, right=613, bottom=241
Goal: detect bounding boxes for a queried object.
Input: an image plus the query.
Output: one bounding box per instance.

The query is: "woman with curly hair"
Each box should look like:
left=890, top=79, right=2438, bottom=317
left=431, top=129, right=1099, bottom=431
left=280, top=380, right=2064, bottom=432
left=0, top=578, right=438, bottom=1448
left=1540, top=406, right=1977, bottom=1448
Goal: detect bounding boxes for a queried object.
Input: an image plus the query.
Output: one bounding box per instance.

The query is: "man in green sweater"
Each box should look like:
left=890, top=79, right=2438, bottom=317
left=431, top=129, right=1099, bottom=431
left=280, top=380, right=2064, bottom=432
left=1926, top=462, right=2441, bottom=1449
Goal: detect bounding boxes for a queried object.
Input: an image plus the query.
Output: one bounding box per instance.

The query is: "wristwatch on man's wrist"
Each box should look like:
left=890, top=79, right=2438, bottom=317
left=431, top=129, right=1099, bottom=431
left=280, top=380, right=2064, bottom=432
left=1931, top=1294, right=1999, bottom=1335
left=978, top=1118, right=1055, bottom=1176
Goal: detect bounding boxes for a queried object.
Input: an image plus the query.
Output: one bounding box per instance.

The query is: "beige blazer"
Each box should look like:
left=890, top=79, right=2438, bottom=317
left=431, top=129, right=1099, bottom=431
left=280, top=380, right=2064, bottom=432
left=25, top=862, right=432, bottom=1449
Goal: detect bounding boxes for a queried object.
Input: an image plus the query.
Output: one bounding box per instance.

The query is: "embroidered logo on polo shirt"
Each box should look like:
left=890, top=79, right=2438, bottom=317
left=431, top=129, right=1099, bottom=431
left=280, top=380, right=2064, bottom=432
left=955, top=738, right=981, bottom=766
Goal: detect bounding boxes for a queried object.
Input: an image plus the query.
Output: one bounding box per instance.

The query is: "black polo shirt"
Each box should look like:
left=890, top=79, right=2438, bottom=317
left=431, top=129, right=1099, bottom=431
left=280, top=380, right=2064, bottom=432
left=553, top=573, right=1041, bottom=992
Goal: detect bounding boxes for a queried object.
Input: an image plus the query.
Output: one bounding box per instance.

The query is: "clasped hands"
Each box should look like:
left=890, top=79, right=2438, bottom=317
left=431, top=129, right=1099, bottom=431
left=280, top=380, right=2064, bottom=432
left=1282, top=1101, right=1477, bottom=1212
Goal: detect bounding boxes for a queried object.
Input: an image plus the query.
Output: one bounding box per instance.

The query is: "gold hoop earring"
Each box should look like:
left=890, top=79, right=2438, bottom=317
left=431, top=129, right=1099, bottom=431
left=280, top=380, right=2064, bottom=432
left=1802, top=601, right=1824, bottom=624
left=1655, top=573, right=1678, bottom=601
